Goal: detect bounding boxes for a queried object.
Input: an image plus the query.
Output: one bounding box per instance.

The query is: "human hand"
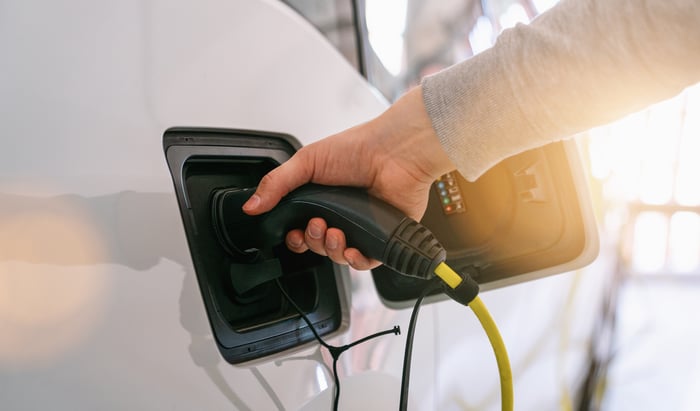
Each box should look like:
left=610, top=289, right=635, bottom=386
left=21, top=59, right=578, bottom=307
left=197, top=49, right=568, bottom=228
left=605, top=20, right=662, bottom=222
left=242, top=86, right=456, bottom=270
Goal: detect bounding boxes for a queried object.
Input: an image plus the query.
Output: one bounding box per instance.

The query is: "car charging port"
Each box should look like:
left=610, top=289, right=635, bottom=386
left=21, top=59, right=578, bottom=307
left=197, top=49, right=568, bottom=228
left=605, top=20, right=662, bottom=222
left=164, top=128, right=347, bottom=364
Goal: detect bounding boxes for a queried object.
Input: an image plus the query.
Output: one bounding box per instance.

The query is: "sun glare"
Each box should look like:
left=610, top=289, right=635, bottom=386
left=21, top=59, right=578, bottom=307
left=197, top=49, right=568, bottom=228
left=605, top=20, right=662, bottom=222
left=588, top=84, right=700, bottom=275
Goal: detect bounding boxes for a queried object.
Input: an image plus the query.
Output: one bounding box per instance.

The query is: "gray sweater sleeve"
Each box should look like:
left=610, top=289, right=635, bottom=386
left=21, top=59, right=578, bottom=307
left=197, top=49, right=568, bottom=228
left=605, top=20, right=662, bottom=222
left=422, top=0, right=700, bottom=181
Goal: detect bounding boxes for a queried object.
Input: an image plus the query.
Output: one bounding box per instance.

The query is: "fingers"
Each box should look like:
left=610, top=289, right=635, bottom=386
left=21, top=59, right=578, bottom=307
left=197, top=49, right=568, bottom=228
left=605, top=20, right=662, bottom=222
left=303, top=219, right=352, bottom=265
left=285, top=218, right=333, bottom=257
left=284, top=218, right=380, bottom=270
left=285, top=229, right=308, bottom=254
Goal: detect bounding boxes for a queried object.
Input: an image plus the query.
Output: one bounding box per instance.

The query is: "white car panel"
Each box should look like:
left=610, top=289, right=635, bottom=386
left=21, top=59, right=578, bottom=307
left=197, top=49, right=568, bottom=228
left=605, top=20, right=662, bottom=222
left=0, top=1, right=605, bottom=410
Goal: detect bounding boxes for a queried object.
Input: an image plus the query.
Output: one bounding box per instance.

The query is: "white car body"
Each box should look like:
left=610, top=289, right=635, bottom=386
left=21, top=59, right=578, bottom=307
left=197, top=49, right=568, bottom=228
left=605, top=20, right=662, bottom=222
left=1, top=1, right=605, bottom=409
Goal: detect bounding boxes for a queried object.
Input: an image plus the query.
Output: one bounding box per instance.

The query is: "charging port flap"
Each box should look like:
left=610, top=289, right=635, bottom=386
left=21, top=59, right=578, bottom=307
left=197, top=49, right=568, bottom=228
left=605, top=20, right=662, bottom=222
left=371, top=141, right=599, bottom=308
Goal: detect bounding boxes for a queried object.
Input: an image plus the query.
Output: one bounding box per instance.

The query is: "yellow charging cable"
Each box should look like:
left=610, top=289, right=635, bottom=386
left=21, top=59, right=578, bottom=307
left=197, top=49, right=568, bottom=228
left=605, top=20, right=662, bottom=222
left=434, top=262, right=514, bottom=411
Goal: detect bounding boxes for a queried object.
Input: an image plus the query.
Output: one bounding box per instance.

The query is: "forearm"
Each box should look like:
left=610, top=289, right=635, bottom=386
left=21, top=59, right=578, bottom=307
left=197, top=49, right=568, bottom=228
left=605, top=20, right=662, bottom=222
left=423, top=0, right=700, bottom=181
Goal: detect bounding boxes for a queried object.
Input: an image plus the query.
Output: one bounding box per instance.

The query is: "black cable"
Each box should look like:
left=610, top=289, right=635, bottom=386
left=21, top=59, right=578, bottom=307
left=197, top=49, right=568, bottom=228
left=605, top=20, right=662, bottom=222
left=399, top=277, right=443, bottom=411
left=275, top=278, right=400, bottom=411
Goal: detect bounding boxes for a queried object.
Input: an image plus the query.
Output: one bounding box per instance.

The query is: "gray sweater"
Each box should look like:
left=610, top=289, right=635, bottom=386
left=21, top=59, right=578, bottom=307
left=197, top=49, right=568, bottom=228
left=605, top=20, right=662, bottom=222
left=422, top=0, right=700, bottom=181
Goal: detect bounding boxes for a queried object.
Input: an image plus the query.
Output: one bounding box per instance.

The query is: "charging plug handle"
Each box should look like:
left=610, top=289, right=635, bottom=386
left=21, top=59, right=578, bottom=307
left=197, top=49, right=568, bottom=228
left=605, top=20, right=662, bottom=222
left=212, top=184, right=446, bottom=279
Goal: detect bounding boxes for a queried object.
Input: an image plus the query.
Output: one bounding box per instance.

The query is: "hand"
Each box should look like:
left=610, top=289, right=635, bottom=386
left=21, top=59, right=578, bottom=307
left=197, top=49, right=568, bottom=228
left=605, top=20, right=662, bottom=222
left=242, top=86, right=456, bottom=270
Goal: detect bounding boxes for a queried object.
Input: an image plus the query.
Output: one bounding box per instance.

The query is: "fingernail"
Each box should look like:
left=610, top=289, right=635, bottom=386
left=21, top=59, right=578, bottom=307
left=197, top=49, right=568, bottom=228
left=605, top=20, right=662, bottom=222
left=326, top=235, right=338, bottom=250
left=242, top=194, right=261, bottom=211
left=308, top=221, right=323, bottom=239
left=288, top=236, right=303, bottom=248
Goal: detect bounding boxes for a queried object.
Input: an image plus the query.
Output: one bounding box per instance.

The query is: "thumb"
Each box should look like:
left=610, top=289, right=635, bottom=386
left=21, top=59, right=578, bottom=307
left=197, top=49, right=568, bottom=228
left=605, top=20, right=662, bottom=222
left=242, top=150, right=313, bottom=215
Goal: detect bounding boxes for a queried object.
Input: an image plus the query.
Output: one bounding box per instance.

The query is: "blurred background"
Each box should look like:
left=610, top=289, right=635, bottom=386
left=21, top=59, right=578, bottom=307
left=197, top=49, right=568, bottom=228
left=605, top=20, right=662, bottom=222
left=284, top=0, right=700, bottom=409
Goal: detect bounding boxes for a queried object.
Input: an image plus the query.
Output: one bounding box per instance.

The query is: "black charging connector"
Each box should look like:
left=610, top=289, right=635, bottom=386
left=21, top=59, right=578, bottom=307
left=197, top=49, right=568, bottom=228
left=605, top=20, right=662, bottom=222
left=212, top=184, right=447, bottom=281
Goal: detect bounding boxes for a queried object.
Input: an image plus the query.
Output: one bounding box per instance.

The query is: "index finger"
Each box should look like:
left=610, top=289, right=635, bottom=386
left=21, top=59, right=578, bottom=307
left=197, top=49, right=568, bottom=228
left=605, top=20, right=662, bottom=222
left=242, top=147, right=314, bottom=215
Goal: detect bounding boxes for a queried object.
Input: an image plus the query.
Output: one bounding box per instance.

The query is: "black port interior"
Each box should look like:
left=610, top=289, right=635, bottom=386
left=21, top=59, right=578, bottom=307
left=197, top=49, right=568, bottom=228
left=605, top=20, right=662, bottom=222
left=183, top=158, right=320, bottom=332
left=164, top=128, right=343, bottom=364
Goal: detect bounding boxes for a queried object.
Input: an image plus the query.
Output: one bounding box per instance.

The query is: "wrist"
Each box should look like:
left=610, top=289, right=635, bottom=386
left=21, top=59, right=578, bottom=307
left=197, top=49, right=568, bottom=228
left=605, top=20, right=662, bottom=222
left=383, top=86, right=456, bottom=180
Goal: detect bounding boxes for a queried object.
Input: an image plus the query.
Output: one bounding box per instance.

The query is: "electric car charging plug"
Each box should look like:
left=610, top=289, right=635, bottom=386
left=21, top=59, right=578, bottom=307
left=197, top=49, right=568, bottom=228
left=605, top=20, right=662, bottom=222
left=214, top=183, right=481, bottom=305
left=212, top=184, right=447, bottom=280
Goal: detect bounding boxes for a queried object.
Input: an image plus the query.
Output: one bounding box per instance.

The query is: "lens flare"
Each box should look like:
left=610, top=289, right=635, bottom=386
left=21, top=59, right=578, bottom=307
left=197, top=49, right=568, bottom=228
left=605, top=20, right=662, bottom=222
left=0, top=200, right=108, bottom=368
